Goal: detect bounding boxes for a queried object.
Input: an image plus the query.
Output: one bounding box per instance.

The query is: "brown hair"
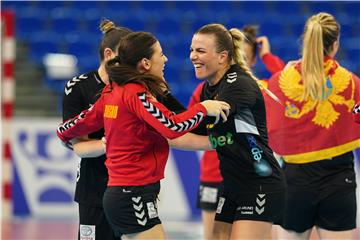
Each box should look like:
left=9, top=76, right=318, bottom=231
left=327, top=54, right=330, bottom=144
left=301, top=12, right=340, bottom=101
left=196, top=23, right=258, bottom=81
left=105, top=32, right=169, bottom=97
left=98, top=19, right=132, bottom=61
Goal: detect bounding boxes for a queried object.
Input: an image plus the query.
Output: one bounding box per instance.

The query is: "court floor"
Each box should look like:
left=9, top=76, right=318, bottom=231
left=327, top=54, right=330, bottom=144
left=2, top=218, right=202, bottom=240
left=2, top=218, right=360, bottom=240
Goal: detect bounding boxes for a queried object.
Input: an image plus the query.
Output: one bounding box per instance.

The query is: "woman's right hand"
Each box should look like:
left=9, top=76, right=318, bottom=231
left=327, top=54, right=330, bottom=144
left=200, top=100, right=230, bottom=124
left=256, top=36, right=271, bottom=58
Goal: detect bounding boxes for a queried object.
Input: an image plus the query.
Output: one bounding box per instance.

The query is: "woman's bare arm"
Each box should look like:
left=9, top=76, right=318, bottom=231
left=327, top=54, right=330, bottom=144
left=71, top=136, right=106, bottom=158
left=168, top=133, right=212, bottom=151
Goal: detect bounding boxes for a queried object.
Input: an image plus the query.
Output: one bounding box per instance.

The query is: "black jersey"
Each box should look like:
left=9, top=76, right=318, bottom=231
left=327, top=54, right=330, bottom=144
left=62, top=70, right=107, bottom=207
left=201, top=64, right=285, bottom=196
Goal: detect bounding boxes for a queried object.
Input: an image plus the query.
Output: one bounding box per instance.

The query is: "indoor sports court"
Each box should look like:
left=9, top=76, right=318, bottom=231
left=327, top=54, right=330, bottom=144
left=1, top=1, right=359, bottom=239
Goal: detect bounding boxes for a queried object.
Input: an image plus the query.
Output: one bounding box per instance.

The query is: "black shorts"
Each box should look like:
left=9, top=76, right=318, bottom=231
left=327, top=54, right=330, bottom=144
left=283, top=156, right=357, bottom=232
left=197, top=181, right=223, bottom=211
left=214, top=190, right=285, bottom=224
left=103, top=182, right=162, bottom=236
left=283, top=186, right=356, bottom=232
left=78, top=203, right=119, bottom=240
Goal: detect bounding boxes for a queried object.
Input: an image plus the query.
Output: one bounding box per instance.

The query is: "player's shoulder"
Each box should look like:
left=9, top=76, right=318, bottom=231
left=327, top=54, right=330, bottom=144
left=123, top=83, right=147, bottom=94
left=222, top=65, right=250, bottom=85
left=64, top=71, right=97, bottom=96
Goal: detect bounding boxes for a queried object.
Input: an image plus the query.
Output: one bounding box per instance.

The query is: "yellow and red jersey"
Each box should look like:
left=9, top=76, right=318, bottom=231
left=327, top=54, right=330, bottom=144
left=265, top=57, right=360, bottom=164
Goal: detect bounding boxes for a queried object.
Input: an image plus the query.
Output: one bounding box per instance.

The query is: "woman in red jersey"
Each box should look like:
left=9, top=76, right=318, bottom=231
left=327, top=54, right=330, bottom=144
left=188, top=25, right=285, bottom=240
left=265, top=12, right=360, bottom=240
left=57, top=31, right=230, bottom=239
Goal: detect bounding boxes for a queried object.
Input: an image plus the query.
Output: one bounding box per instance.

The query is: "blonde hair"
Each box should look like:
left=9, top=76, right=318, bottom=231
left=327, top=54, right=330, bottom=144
left=301, top=12, right=340, bottom=101
left=196, top=23, right=258, bottom=81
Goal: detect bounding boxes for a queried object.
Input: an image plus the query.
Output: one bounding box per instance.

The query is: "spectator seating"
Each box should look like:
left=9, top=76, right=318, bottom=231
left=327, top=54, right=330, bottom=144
left=3, top=1, right=359, bottom=104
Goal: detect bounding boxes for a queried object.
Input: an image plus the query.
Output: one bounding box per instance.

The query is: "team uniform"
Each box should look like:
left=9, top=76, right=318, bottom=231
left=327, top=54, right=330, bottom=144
left=62, top=71, right=118, bottom=240
left=265, top=57, right=360, bottom=232
left=189, top=53, right=285, bottom=211
left=196, top=64, right=286, bottom=224
left=189, top=82, right=223, bottom=210
left=58, top=82, right=208, bottom=236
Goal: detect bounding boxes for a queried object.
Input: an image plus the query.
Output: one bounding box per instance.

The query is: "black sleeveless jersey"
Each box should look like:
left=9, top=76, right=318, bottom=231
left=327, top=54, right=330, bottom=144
left=62, top=70, right=107, bottom=206
left=200, top=64, right=286, bottom=196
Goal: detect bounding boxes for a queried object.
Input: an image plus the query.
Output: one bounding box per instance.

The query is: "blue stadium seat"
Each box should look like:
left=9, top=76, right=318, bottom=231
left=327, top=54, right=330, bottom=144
left=105, top=1, right=138, bottom=11
left=77, top=55, right=99, bottom=73
left=174, top=1, right=197, bottom=12
left=259, top=22, right=286, bottom=36
left=277, top=46, right=301, bottom=63
left=44, top=76, right=68, bottom=95
left=50, top=8, right=81, bottom=33
left=164, top=64, right=178, bottom=80
left=344, top=2, right=360, bottom=16
left=342, top=37, right=360, bottom=50
left=81, top=9, right=106, bottom=32
left=7, top=0, right=358, bottom=88
left=120, top=16, right=146, bottom=31
left=156, top=33, right=183, bottom=58
left=172, top=41, right=192, bottom=60
left=238, top=1, right=271, bottom=14
left=307, top=2, right=340, bottom=16
left=228, top=19, right=247, bottom=30
left=2, top=1, right=34, bottom=11
left=38, top=1, right=66, bottom=10
left=64, top=31, right=99, bottom=58
left=270, top=35, right=301, bottom=62
left=191, top=18, right=214, bottom=32
left=28, top=31, right=63, bottom=64
left=207, top=1, right=234, bottom=12
left=65, top=30, right=100, bottom=43
left=52, top=16, right=80, bottom=33
left=271, top=1, right=302, bottom=14
left=289, top=22, right=305, bottom=37
left=68, top=1, right=100, bottom=11
left=68, top=41, right=96, bottom=59
left=16, top=8, right=49, bottom=40
left=340, top=60, right=357, bottom=73
left=341, top=23, right=356, bottom=38
left=253, top=62, right=271, bottom=80
left=80, top=8, right=129, bottom=32
left=156, top=18, right=182, bottom=35
left=140, top=1, right=168, bottom=11
left=346, top=48, right=360, bottom=63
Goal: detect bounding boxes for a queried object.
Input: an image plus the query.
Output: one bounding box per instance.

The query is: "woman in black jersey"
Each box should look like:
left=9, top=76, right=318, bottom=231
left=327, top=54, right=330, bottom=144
left=62, top=19, right=132, bottom=240
left=189, top=23, right=286, bottom=239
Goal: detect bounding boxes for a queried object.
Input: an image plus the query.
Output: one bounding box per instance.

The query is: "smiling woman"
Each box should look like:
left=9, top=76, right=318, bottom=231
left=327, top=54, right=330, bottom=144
left=189, top=23, right=286, bottom=240
left=56, top=31, right=231, bottom=240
